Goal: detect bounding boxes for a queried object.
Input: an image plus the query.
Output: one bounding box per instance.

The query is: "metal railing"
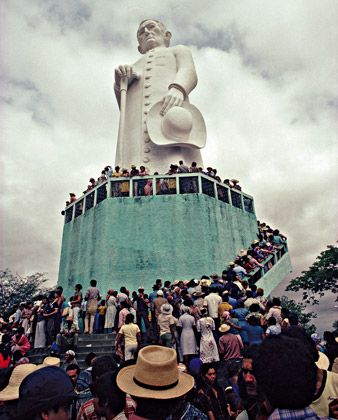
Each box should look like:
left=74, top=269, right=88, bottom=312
left=64, top=173, right=255, bottom=224
left=242, top=244, right=288, bottom=285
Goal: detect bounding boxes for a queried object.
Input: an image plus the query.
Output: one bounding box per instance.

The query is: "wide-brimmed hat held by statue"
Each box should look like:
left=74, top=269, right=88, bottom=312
left=147, top=102, right=206, bottom=149
left=116, top=345, right=194, bottom=399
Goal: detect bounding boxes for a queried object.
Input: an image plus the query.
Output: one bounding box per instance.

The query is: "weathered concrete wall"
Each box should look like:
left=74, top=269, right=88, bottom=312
left=58, top=194, right=258, bottom=297
left=256, top=253, right=292, bottom=297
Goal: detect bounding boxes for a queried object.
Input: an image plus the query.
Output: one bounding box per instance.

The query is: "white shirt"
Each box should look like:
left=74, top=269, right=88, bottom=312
left=203, top=293, right=222, bottom=318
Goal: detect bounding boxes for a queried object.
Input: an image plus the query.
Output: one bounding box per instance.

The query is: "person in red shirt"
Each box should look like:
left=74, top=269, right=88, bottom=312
left=11, top=327, right=31, bottom=356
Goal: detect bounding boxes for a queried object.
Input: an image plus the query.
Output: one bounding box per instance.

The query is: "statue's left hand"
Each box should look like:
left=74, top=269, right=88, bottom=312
left=160, top=87, right=184, bottom=116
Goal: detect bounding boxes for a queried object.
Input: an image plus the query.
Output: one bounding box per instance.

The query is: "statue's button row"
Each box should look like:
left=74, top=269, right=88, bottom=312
left=146, top=67, right=152, bottom=71
left=145, top=76, right=151, bottom=80
left=145, top=84, right=151, bottom=88
left=144, top=148, right=150, bottom=153
left=143, top=157, right=150, bottom=163
left=144, top=102, right=151, bottom=106
left=144, top=138, right=150, bottom=143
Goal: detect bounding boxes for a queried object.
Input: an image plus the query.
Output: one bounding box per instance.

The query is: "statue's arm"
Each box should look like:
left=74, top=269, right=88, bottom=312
left=160, top=45, right=198, bottom=116
left=172, top=45, right=198, bottom=97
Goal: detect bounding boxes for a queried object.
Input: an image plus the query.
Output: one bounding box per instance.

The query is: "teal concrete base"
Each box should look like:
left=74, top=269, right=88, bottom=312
left=256, top=253, right=292, bottom=297
left=58, top=194, right=259, bottom=297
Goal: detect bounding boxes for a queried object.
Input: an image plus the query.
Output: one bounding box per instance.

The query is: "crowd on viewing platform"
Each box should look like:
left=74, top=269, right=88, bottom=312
left=63, top=160, right=243, bottom=209
left=1, top=222, right=337, bottom=418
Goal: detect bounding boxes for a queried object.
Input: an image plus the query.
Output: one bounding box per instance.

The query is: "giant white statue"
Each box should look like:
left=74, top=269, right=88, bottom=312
left=114, top=19, right=206, bottom=174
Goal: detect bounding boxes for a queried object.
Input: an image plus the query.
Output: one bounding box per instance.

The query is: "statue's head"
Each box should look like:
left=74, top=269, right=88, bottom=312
left=137, top=19, right=172, bottom=54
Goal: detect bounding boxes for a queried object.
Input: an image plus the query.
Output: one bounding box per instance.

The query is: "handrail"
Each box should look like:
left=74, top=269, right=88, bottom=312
left=241, top=244, right=288, bottom=285
left=64, top=173, right=255, bottom=224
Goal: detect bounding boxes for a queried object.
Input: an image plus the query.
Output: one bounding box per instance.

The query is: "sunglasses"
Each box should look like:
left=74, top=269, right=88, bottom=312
left=242, top=368, right=254, bottom=375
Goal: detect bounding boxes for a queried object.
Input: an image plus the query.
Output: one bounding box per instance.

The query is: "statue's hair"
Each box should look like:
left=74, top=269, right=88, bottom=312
left=137, top=19, right=171, bottom=50
left=138, top=19, right=167, bottom=33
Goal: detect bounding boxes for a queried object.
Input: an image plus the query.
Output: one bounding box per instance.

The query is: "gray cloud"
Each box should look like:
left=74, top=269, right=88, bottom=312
left=1, top=0, right=337, bottom=326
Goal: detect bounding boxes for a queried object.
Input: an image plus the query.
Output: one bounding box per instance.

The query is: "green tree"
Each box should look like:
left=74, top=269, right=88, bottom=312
left=0, top=269, right=49, bottom=318
left=286, top=245, right=338, bottom=305
left=281, top=296, right=317, bottom=334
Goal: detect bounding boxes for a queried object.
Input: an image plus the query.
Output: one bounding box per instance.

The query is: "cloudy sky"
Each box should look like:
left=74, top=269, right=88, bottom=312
left=1, top=1, right=337, bottom=321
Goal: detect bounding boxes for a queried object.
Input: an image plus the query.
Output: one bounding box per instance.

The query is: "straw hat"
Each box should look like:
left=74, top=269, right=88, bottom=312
left=41, top=356, right=61, bottom=367
left=0, top=364, right=37, bottom=401
left=219, top=324, right=231, bottom=333
left=315, top=352, right=329, bottom=370
left=192, top=291, right=204, bottom=297
left=239, top=249, right=247, bottom=257
left=200, top=279, right=212, bottom=287
left=146, top=102, right=206, bottom=149
left=116, top=345, right=194, bottom=399
left=160, top=303, right=173, bottom=315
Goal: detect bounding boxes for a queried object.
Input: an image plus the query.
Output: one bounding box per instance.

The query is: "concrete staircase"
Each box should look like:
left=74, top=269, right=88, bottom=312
left=27, top=333, right=116, bottom=369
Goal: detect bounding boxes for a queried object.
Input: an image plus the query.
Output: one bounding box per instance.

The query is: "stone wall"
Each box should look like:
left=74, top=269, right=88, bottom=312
left=58, top=194, right=258, bottom=297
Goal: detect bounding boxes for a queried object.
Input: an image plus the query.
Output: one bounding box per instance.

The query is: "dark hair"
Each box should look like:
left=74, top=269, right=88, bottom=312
left=13, top=350, right=24, bottom=361
left=16, top=326, right=25, bottom=336
left=91, top=372, right=125, bottom=415
left=272, top=297, right=281, bottom=306
left=249, top=303, right=260, bottom=313
left=133, top=396, right=183, bottom=420
left=267, top=316, right=276, bottom=326
left=222, top=294, right=229, bottom=302
left=246, top=290, right=253, bottom=298
left=75, top=284, right=82, bottom=290
left=92, top=355, right=117, bottom=381
left=200, top=362, right=216, bottom=377
left=0, top=335, right=11, bottom=360
left=66, top=364, right=80, bottom=375
left=288, top=313, right=299, bottom=325
left=90, top=279, right=97, bottom=287
left=253, top=336, right=317, bottom=409
left=247, top=316, right=259, bottom=326
left=125, top=313, right=134, bottom=324
left=85, top=352, right=97, bottom=367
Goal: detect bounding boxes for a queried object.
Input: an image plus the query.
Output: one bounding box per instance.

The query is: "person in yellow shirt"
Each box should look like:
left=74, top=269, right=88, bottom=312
left=115, top=313, right=141, bottom=361
left=98, top=301, right=106, bottom=333
left=218, top=293, right=233, bottom=318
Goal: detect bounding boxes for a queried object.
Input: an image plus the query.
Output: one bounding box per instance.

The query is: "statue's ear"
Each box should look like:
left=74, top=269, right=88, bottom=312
left=165, top=31, right=172, bottom=46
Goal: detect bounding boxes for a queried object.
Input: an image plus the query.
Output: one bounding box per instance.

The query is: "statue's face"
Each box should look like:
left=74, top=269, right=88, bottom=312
left=137, top=20, right=168, bottom=53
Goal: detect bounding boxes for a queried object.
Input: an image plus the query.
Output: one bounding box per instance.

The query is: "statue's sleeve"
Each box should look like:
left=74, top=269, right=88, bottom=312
left=172, top=45, right=198, bottom=98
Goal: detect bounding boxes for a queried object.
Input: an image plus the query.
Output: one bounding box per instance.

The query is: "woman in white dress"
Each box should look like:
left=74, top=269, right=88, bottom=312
left=196, top=308, right=220, bottom=363
left=104, top=290, right=117, bottom=333
left=34, top=297, right=47, bottom=348
left=177, top=307, right=197, bottom=368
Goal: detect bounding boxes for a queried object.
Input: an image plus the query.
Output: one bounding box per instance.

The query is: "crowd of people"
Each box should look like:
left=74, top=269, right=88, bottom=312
left=1, top=240, right=337, bottom=417
left=64, top=160, right=243, bottom=206
left=0, top=299, right=337, bottom=419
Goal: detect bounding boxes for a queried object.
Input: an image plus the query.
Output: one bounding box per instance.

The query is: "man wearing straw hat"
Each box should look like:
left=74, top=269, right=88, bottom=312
left=117, top=345, right=207, bottom=419
left=114, top=19, right=206, bottom=174
left=0, top=363, right=37, bottom=418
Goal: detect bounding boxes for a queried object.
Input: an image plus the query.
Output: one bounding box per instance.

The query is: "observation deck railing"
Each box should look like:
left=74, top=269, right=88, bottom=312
left=64, top=173, right=255, bottom=224
left=242, top=244, right=288, bottom=285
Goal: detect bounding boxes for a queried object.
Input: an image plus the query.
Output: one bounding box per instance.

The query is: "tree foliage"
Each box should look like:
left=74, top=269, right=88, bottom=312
left=281, top=296, right=317, bottom=334
left=286, top=245, right=338, bottom=305
left=0, top=269, right=49, bottom=318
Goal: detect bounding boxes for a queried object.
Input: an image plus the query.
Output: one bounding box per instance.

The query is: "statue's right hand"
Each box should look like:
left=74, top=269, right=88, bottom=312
left=115, top=65, right=137, bottom=85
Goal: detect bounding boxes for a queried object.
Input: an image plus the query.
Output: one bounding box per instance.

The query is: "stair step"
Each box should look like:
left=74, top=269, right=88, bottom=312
left=78, top=334, right=115, bottom=342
